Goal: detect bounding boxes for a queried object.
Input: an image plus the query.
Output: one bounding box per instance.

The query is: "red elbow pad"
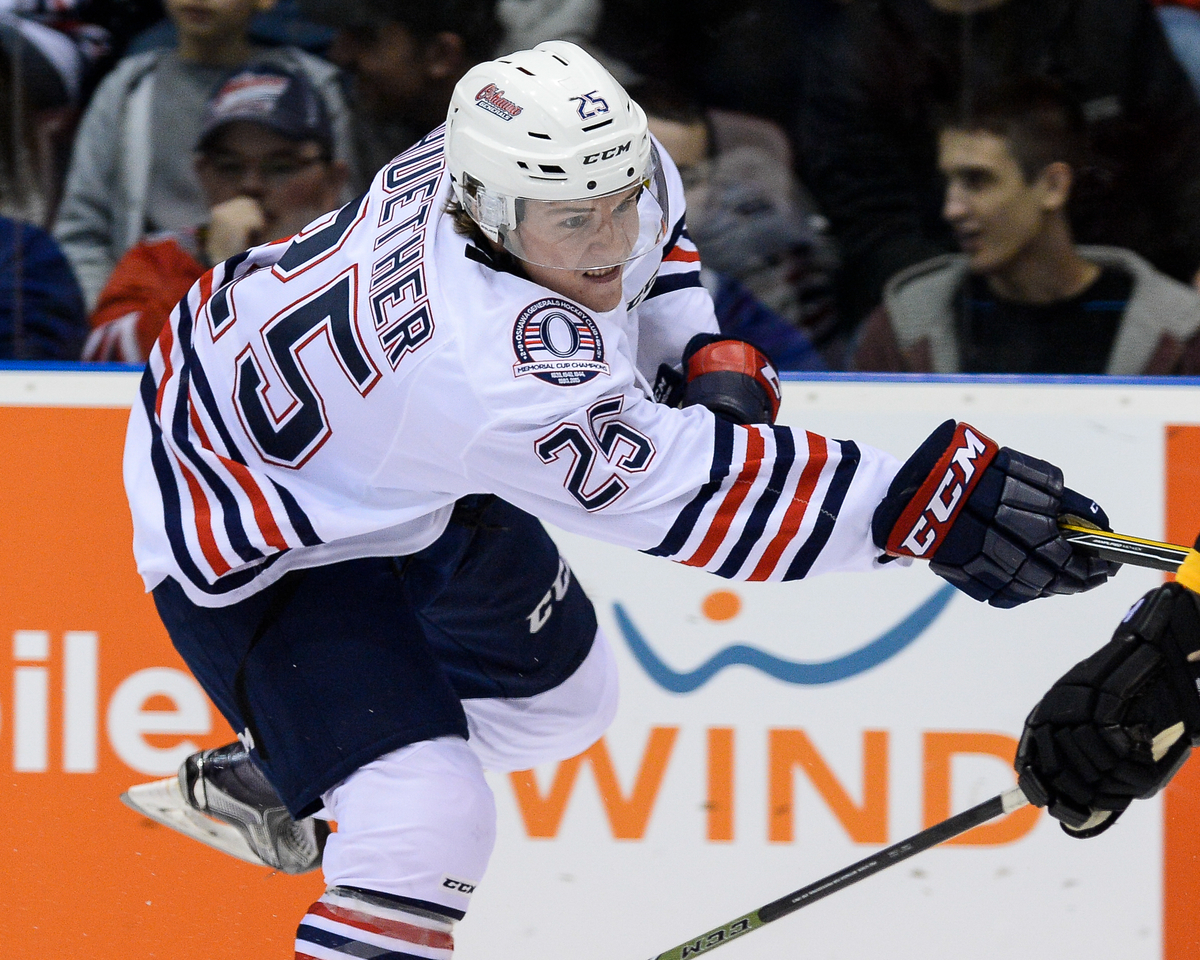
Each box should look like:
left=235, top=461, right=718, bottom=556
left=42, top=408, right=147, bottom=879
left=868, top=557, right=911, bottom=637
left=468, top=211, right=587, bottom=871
left=685, top=339, right=782, bottom=424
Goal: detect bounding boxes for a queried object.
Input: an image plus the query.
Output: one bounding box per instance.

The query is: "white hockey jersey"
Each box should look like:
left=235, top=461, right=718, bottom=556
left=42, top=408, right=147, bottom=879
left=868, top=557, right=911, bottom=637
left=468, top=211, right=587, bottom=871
left=124, top=126, right=902, bottom=607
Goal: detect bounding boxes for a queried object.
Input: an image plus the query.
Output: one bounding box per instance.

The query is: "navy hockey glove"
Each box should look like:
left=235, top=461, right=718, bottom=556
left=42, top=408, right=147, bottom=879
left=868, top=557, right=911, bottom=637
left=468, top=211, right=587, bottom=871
left=656, top=334, right=781, bottom=425
left=1015, top=582, right=1200, bottom=837
left=871, top=420, right=1119, bottom=607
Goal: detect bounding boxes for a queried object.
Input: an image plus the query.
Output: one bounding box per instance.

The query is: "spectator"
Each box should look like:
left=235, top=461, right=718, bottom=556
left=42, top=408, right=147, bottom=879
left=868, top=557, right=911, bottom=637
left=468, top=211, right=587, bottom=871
left=83, top=65, right=348, bottom=362
left=1157, top=0, right=1200, bottom=99
left=640, top=82, right=830, bottom=369
left=123, top=0, right=335, bottom=59
left=796, top=0, right=1200, bottom=329
left=496, top=0, right=600, bottom=51
left=852, top=79, right=1200, bottom=375
left=0, top=9, right=89, bottom=358
left=299, top=0, right=498, bottom=189
left=0, top=11, right=88, bottom=226
left=5, top=0, right=170, bottom=81
left=0, top=216, right=88, bottom=358
left=53, top=0, right=352, bottom=310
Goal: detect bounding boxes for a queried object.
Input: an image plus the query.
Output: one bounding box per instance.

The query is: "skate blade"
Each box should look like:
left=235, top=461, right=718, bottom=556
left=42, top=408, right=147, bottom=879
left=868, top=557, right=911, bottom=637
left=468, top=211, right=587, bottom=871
left=120, top=777, right=271, bottom=869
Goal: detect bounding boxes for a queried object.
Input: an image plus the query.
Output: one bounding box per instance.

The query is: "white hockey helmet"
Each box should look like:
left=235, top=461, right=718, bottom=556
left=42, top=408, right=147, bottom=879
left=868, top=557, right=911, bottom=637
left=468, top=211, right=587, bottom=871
left=445, top=40, right=670, bottom=271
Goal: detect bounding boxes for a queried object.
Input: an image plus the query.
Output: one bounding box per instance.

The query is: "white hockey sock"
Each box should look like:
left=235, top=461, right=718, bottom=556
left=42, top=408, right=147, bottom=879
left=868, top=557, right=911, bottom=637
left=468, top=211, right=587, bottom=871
left=295, top=885, right=457, bottom=960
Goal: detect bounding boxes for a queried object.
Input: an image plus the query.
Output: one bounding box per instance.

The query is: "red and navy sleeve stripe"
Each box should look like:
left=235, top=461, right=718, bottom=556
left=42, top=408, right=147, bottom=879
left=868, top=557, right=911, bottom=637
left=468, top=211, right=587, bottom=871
left=644, top=417, right=736, bottom=559
left=645, top=421, right=861, bottom=581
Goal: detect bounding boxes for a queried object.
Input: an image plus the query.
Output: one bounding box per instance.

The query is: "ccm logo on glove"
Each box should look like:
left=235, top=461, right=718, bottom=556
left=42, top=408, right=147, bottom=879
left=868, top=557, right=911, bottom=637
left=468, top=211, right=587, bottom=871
left=885, top=423, right=999, bottom=558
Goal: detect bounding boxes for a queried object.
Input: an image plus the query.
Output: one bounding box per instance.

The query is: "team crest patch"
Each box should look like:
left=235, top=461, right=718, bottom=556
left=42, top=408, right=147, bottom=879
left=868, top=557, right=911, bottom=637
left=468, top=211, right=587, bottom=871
left=513, top=298, right=609, bottom=386
left=475, top=83, right=523, bottom=121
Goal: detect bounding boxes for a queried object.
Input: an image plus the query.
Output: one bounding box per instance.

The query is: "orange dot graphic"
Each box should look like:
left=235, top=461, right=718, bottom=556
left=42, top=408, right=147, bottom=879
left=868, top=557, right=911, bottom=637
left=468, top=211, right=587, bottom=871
left=702, top=590, right=742, bottom=621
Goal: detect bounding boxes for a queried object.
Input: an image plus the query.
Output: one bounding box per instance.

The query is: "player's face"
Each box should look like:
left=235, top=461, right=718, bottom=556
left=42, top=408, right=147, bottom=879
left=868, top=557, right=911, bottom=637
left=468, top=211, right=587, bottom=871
left=513, top=186, right=642, bottom=312
left=196, top=123, right=347, bottom=242
left=939, top=128, right=1051, bottom=275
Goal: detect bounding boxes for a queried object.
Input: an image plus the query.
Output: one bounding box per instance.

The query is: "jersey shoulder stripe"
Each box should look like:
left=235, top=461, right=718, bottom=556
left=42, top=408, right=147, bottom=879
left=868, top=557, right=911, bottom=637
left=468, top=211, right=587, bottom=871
left=647, top=219, right=702, bottom=300
left=663, top=245, right=700, bottom=264
left=646, top=270, right=702, bottom=300
left=662, top=215, right=687, bottom=254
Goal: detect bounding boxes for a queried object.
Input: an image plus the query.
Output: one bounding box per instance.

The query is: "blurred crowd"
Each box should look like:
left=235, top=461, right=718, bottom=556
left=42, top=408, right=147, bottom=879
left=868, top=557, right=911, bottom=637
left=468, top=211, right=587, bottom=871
left=4, top=0, right=1200, bottom=374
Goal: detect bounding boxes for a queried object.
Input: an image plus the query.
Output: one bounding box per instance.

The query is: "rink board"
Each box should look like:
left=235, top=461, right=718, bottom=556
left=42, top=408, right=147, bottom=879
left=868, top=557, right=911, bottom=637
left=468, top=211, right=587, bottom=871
left=0, top=367, right=1198, bottom=960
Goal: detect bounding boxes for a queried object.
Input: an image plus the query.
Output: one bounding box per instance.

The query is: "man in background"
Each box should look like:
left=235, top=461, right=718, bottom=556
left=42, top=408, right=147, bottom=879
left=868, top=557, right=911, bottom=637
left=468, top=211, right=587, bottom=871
left=299, top=0, right=498, bottom=189
left=798, top=0, right=1200, bottom=330
left=53, top=0, right=351, bottom=309
left=84, top=65, right=348, bottom=362
left=852, top=78, right=1200, bottom=375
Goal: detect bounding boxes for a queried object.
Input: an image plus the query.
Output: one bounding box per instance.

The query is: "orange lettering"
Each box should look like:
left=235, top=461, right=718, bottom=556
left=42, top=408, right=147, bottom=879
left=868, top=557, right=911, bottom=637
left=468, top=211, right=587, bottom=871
left=921, top=731, right=1040, bottom=845
left=706, top=727, right=734, bottom=842
left=510, top=755, right=586, bottom=839
left=510, top=726, right=679, bottom=839
left=768, top=729, right=888, bottom=844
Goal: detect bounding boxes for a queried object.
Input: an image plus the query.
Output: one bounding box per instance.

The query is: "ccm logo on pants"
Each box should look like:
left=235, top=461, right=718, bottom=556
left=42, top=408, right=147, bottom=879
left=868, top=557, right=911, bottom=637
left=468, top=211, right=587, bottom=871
left=887, top=424, right=999, bottom=559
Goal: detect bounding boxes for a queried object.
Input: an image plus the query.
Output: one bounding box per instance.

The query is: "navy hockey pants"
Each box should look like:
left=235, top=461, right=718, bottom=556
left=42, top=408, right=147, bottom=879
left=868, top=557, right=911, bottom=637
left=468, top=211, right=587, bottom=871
left=152, top=495, right=598, bottom=817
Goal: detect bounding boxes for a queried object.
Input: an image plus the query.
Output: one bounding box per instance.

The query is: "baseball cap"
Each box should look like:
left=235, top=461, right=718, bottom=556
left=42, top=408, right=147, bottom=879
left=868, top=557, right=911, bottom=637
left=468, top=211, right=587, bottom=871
left=196, top=65, right=333, bottom=154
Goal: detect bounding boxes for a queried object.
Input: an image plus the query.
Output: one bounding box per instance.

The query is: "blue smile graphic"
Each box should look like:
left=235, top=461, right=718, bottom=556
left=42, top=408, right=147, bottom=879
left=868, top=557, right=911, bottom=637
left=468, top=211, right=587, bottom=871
left=613, top=583, right=957, bottom=692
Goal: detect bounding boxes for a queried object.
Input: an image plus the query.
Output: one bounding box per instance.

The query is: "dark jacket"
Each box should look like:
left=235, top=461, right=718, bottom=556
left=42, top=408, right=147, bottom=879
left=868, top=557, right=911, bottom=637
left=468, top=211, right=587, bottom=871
left=851, top=246, right=1200, bottom=374
left=0, top=217, right=88, bottom=360
left=795, top=0, right=1200, bottom=321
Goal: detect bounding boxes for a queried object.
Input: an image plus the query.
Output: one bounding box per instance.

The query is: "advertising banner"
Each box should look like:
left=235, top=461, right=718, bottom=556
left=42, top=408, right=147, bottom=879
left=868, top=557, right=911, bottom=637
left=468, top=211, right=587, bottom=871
left=1, top=369, right=1198, bottom=960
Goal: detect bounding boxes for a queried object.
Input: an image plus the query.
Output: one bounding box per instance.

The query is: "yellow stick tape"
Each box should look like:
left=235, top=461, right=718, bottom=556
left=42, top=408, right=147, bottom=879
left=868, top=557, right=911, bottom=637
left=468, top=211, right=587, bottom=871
left=1177, top=549, right=1200, bottom=595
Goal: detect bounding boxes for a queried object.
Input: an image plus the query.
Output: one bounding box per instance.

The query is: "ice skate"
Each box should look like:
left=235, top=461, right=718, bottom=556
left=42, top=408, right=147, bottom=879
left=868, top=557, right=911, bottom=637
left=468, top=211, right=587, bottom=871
left=120, top=742, right=327, bottom=874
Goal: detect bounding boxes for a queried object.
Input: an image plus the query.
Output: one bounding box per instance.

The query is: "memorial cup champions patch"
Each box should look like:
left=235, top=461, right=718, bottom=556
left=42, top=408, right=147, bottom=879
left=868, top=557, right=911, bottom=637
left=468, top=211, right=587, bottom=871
left=513, top=298, right=609, bottom=386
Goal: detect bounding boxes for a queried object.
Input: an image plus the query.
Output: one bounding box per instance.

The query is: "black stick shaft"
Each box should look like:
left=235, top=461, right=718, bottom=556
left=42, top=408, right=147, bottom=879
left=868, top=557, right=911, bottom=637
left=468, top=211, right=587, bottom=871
left=758, top=792, right=1006, bottom=923
left=647, top=787, right=1026, bottom=960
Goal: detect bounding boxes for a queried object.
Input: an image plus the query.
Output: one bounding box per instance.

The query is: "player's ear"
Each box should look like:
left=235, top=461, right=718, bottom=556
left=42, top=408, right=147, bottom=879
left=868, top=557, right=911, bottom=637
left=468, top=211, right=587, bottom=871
left=1036, top=160, right=1072, bottom=213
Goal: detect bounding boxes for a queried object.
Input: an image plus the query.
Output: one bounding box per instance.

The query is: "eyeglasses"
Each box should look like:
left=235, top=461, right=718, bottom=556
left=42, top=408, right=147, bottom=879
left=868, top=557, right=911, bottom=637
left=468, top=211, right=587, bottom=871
left=202, top=154, right=327, bottom=186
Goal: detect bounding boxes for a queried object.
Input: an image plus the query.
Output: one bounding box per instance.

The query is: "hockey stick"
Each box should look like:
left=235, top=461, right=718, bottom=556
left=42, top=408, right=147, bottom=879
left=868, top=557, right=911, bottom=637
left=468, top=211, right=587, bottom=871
left=1057, top=523, right=1190, bottom=572
left=642, top=525, right=1188, bottom=960
left=645, top=786, right=1029, bottom=960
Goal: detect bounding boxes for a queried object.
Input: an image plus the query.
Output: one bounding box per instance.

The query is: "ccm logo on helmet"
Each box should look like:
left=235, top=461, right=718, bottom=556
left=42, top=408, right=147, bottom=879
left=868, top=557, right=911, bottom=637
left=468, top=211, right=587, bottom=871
left=887, top=423, right=1000, bottom=559
left=583, top=141, right=631, bottom=164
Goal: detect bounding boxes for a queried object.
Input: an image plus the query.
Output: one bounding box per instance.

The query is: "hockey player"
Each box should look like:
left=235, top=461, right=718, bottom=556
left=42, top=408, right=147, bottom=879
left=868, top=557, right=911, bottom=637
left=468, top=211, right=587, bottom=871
left=1016, top=539, right=1200, bottom=837
left=120, top=41, right=1117, bottom=956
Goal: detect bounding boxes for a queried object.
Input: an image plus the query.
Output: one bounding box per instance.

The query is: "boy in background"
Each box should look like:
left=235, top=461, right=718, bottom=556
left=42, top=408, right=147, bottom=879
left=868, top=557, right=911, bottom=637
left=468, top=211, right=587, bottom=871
left=852, top=79, right=1200, bottom=375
